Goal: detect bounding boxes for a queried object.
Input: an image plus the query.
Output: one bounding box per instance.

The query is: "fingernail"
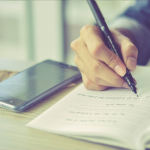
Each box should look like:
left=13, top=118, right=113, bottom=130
left=123, top=82, right=130, bottom=89
left=115, top=65, right=126, bottom=77
left=127, top=57, right=136, bottom=71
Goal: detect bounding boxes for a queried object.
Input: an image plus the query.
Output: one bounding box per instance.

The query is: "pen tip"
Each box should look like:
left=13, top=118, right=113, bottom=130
left=137, top=94, right=138, bottom=97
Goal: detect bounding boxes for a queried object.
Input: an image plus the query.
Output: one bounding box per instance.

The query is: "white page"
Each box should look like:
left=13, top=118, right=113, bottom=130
left=27, top=66, right=150, bottom=150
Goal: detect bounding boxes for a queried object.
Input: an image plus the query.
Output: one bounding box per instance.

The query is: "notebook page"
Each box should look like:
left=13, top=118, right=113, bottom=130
left=27, top=66, right=150, bottom=149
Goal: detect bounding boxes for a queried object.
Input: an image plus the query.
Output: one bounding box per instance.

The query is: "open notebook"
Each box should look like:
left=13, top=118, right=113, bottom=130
left=27, top=66, right=150, bottom=150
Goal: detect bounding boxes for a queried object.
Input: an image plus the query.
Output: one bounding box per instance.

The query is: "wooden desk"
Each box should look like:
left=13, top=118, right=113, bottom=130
left=0, top=58, right=125, bottom=150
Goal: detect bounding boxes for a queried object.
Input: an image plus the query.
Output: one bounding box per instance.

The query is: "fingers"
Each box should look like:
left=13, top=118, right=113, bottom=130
left=71, top=25, right=138, bottom=91
left=80, top=25, right=126, bottom=77
left=110, top=29, right=138, bottom=71
left=74, top=55, right=125, bottom=88
left=71, top=37, right=126, bottom=88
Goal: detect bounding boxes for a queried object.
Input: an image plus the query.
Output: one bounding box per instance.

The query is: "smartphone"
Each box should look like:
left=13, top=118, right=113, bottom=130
left=0, top=60, right=81, bottom=112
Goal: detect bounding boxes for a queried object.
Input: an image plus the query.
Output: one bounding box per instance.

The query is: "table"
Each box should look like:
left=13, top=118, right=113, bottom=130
left=0, top=58, right=125, bottom=150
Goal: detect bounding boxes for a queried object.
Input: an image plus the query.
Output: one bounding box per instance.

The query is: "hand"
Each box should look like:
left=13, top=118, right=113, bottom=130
left=71, top=25, right=138, bottom=91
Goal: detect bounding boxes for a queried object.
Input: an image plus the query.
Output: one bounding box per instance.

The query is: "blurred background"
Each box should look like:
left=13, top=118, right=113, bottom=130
left=0, top=0, right=135, bottom=65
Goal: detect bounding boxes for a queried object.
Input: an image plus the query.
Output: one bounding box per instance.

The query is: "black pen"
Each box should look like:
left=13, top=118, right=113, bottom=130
left=87, top=0, right=137, bottom=96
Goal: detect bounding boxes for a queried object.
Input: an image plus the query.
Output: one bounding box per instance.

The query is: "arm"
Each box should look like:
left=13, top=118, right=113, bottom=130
left=71, top=1, right=150, bottom=91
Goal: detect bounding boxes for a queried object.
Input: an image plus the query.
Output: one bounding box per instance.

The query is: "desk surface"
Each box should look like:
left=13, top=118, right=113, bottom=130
left=0, top=58, right=125, bottom=150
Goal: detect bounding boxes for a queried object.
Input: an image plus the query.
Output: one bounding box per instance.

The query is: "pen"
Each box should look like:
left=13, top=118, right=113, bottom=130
left=87, top=0, right=137, bottom=95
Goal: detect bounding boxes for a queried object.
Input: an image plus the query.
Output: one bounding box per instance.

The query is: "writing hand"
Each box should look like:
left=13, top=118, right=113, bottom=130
left=71, top=25, right=138, bottom=91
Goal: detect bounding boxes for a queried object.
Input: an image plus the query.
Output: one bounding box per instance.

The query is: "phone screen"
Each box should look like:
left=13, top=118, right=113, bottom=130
left=0, top=60, right=81, bottom=111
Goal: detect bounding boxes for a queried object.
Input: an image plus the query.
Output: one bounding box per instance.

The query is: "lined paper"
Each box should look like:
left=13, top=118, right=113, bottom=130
left=27, top=66, right=150, bottom=149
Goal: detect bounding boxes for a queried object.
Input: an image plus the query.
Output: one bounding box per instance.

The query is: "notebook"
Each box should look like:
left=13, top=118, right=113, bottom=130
left=27, top=66, right=150, bottom=150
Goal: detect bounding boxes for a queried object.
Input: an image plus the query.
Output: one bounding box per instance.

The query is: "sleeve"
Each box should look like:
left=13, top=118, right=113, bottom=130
left=110, top=1, right=150, bottom=65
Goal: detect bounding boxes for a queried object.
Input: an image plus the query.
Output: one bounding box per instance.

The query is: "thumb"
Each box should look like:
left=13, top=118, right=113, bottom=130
left=111, top=29, right=138, bottom=71
left=121, top=41, right=138, bottom=71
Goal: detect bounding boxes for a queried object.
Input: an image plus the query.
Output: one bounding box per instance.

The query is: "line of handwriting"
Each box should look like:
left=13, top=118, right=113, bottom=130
left=77, top=94, right=150, bottom=100
left=65, top=118, right=117, bottom=123
left=81, top=104, right=134, bottom=107
left=69, top=111, right=125, bottom=116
